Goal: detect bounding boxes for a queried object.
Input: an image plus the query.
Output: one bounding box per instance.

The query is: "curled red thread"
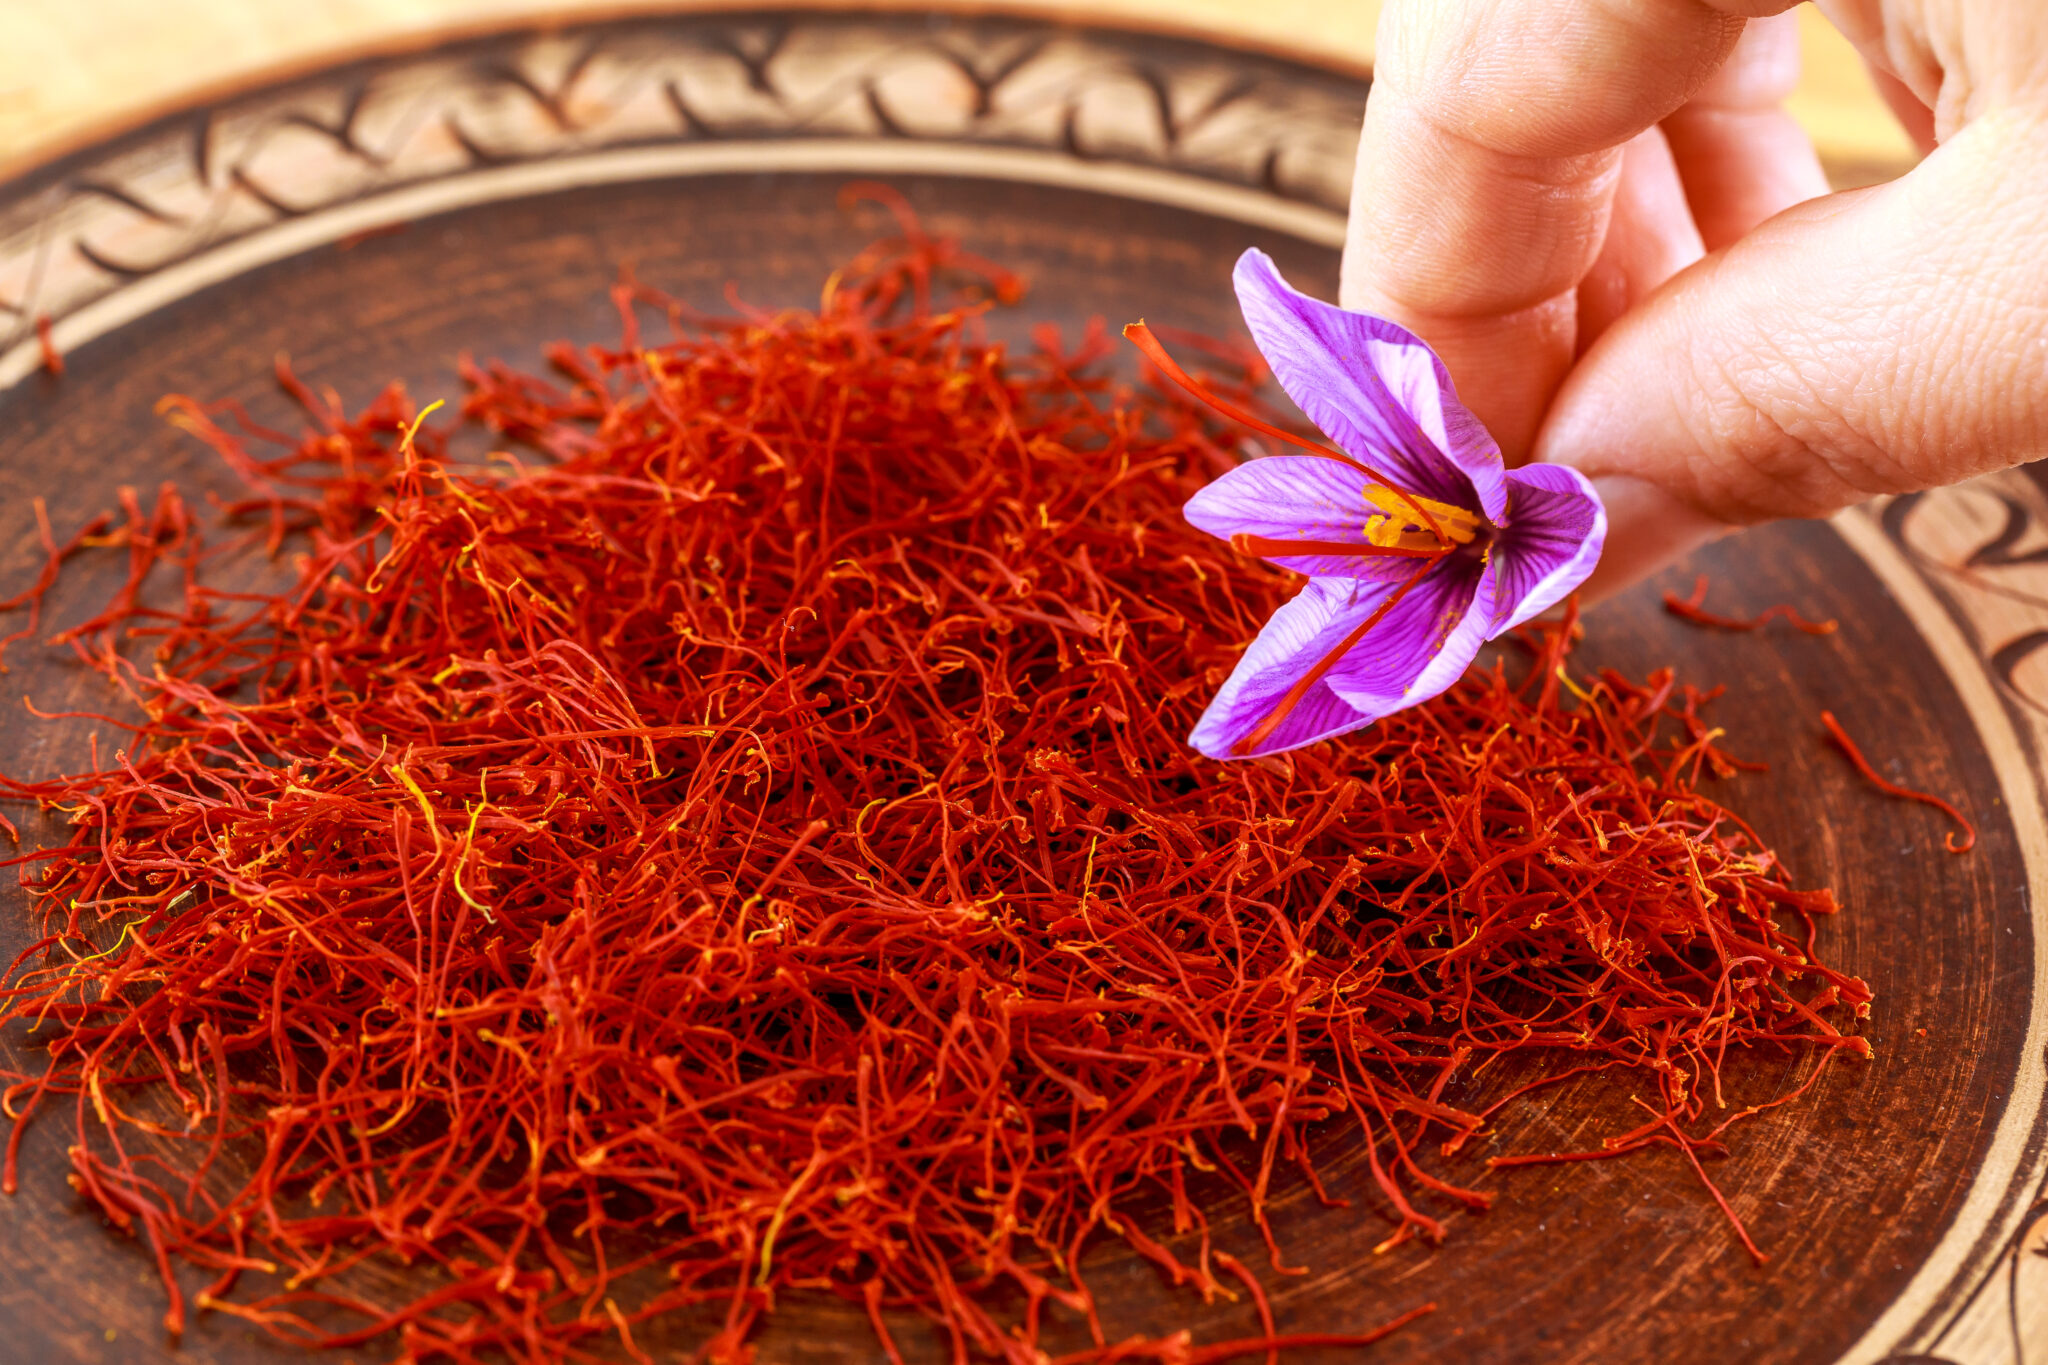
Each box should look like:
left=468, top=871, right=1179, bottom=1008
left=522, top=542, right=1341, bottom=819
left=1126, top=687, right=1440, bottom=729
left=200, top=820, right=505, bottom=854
left=1664, top=574, right=1838, bottom=636
left=34, top=314, right=62, bottom=377
left=1821, top=710, right=1977, bottom=853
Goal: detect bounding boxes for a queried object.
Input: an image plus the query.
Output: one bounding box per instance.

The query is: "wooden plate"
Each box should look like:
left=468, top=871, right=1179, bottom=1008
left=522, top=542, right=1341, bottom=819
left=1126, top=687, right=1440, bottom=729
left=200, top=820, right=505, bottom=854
left=0, top=14, right=2042, bottom=1364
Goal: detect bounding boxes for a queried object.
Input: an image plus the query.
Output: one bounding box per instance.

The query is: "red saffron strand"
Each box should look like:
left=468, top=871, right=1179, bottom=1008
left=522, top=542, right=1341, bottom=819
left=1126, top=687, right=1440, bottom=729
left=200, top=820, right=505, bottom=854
left=1664, top=574, right=1839, bottom=636
left=34, top=314, right=62, bottom=377
left=1232, top=557, right=1440, bottom=756
left=1121, top=320, right=1451, bottom=550
left=1820, top=710, right=1978, bottom=853
left=1229, top=533, right=1444, bottom=562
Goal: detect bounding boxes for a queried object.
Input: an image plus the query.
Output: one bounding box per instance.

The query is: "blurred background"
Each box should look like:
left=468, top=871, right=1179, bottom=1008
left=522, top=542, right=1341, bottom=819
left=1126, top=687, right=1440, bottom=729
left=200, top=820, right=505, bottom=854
left=0, top=0, right=1919, bottom=184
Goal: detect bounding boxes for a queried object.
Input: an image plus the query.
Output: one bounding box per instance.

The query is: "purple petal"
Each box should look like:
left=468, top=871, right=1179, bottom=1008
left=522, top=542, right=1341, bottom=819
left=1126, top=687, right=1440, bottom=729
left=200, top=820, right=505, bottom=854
left=1189, top=561, right=1490, bottom=760
left=1322, top=554, right=1490, bottom=713
left=1486, top=464, right=1607, bottom=632
left=1187, top=579, right=1386, bottom=760
left=1183, top=456, right=1421, bottom=580
left=1233, top=249, right=1508, bottom=524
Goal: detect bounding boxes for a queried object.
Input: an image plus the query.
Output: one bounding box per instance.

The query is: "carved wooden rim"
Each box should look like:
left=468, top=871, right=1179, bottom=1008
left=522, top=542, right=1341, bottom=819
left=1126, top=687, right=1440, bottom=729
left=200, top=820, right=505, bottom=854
left=0, top=12, right=2040, bottom=1362
left=1834, top=495, right=2048, bottom=1365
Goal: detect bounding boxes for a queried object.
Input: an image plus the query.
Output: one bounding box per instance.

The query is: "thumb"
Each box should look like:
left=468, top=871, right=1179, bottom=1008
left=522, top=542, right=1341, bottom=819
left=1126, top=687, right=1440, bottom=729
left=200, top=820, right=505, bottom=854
left=1535, top=107, right=2048, bottom=596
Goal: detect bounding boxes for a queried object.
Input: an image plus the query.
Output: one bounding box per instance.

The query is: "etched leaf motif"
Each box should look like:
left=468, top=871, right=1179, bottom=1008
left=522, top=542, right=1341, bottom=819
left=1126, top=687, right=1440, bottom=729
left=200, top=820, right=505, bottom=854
left=0, top=13, right=1368, bottom=366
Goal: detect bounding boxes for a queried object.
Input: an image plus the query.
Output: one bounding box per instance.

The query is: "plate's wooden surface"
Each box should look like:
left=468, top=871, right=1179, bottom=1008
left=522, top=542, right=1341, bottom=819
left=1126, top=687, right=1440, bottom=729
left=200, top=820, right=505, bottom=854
left=0, top=15, right=2042, bottom=1365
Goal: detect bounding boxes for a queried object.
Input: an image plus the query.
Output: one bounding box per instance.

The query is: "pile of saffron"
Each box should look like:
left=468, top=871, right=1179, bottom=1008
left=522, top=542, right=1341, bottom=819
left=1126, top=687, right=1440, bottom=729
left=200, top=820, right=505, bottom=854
left=0, top=224, right=1873, bottom=1364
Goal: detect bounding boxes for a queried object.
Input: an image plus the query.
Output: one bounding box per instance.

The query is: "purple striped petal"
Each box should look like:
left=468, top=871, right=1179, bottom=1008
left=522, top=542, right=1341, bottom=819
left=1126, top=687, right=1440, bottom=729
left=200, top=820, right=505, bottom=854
left=1325, top=554, right=1492, bottom=714
left=1189, top=559, right=1490, bottom=760
left=1183, top=455, right=1420, bottom=581
left=1487, top=464, right=1607, bottom=632
left=1233, top=250, right=1508, bottom=525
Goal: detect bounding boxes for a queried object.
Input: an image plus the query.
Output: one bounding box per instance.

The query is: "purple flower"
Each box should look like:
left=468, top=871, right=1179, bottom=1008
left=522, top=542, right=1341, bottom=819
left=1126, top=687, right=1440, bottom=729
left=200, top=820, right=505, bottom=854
left=1165, top=249, right=1605, bottom=760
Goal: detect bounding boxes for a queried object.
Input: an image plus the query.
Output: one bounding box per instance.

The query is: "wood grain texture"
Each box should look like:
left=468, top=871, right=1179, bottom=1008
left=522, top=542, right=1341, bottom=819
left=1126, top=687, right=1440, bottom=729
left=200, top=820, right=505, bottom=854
left=0, top=14, right=2033, bottom=1365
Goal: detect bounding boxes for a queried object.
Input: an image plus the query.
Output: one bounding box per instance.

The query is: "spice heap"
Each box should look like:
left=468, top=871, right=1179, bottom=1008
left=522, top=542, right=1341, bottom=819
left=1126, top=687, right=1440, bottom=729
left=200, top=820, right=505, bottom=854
left=1, top=216, right=1870, bottom=1364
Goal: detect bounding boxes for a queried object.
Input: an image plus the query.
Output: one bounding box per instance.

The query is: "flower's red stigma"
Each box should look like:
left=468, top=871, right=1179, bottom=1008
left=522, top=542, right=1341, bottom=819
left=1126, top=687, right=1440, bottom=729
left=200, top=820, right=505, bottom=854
left=1232, top=558, right=1440, bottom=756
left=1229, top=533, right=1445, bottom=562
left=1122, top=321, right=1451, bottom=548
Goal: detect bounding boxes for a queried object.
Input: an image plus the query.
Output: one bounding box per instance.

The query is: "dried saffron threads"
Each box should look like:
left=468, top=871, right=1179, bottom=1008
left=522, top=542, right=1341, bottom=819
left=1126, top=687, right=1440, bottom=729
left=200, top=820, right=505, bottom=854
left=1821, top=710, right=1977, bottom=853
left=1664, top=574, right=1840, bottom=636
left=34, top=314, right=62, bottom=378
left=0, top=224, right=1872, bottom=1364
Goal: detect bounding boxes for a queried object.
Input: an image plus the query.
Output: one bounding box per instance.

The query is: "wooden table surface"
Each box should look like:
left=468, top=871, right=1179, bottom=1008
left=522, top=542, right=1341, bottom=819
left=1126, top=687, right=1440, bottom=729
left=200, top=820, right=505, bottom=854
left=0, top=0, right=1918, bottom=181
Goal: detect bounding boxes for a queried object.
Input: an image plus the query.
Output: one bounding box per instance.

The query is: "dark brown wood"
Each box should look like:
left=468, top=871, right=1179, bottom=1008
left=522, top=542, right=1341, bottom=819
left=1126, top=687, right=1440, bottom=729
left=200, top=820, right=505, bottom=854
left=0, top=18, right=2035, bottom=1365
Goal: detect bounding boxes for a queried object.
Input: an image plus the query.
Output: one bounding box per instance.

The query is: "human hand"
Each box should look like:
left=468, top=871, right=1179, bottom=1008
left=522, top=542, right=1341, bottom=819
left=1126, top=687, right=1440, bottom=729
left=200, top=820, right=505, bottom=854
left=1340, top=0, right=2048, bottom=596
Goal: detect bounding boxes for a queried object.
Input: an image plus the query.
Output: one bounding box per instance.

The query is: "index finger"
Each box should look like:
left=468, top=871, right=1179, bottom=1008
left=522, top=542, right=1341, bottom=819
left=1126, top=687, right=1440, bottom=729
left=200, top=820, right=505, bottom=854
left=1339, top=0, right=1798, bottom=458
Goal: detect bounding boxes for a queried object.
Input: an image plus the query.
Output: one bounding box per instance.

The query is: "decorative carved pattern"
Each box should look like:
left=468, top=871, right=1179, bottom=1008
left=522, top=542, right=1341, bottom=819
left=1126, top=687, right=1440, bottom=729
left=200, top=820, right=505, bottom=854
left=1859, top=473, right=2048, bottom=1365
left=0, top=13, right=1366, bottom=353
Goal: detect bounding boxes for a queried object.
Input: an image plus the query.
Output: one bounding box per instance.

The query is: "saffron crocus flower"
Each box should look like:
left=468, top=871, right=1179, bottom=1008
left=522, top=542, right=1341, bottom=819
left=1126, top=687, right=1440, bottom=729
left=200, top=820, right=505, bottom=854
left=1129, top=249, right=1605, bottom=760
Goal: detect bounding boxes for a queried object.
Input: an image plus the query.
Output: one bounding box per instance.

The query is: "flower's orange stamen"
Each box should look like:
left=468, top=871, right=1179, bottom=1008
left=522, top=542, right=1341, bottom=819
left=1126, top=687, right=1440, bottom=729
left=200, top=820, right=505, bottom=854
left=1232, top=558, right=1441, bottom=756
left=1230, top=534, right=1444, bottom=562
left=1363, top=487, right=1478, bottom=551
left=1123, top=320, right=1451, bottom=548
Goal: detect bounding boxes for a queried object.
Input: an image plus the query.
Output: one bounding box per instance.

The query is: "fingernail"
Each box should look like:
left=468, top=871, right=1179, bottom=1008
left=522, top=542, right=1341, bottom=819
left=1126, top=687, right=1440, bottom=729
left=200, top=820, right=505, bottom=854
left=1580, top=474, right=1732, bottom=603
